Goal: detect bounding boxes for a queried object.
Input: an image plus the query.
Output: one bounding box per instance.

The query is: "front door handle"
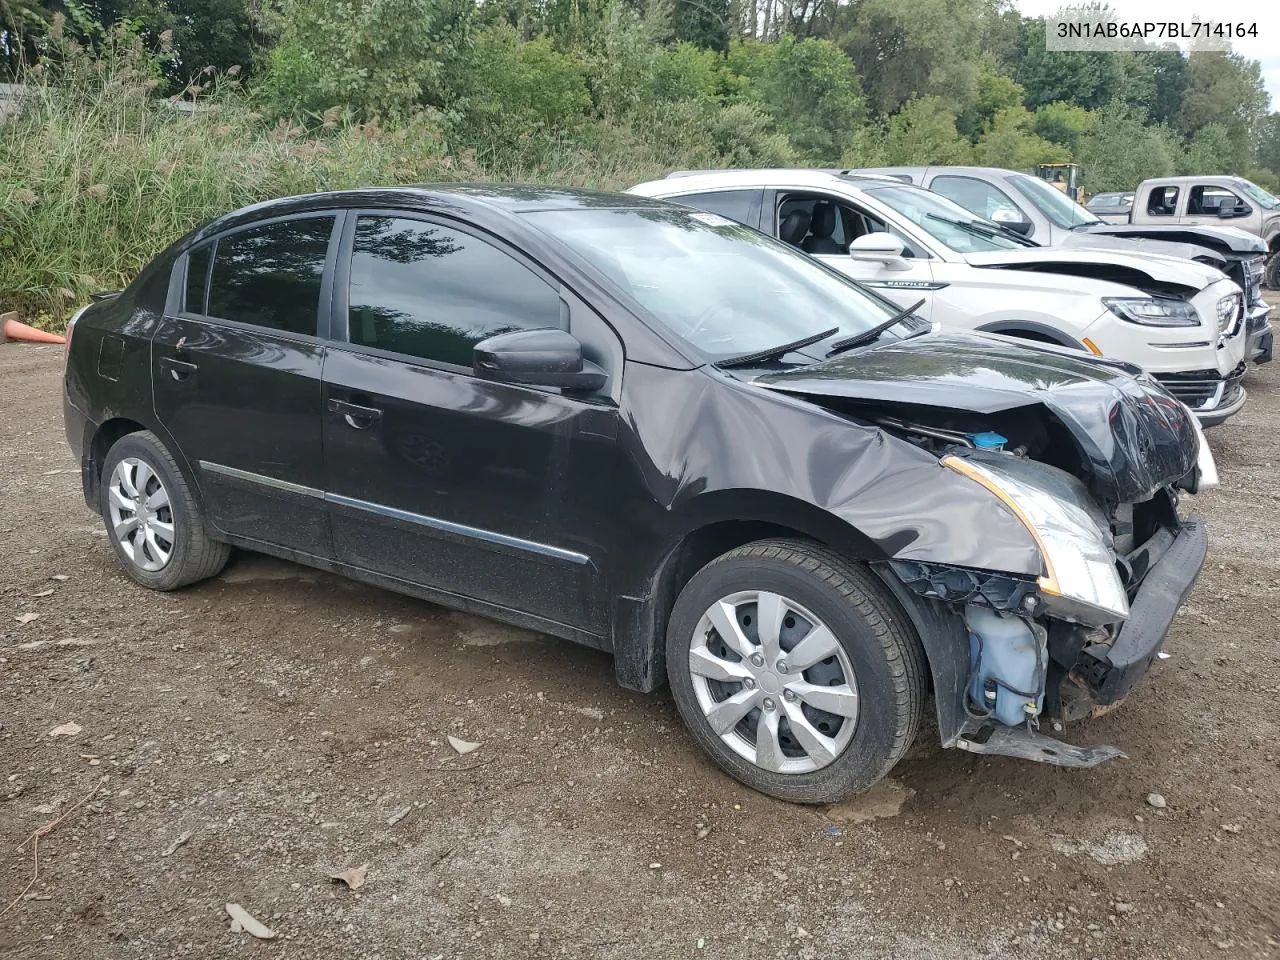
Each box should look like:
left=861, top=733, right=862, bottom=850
left=159, top=356, right=198, bottom=382
left=329, top=398, right=383, bottom=430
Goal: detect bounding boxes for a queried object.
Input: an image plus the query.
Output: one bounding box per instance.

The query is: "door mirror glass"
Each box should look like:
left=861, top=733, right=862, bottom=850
left=1218, top=202, right=1249, bottom=219
left=473, top=328, right=606, bottom=391
left=991, top=208, right=1033, bottom=235
left=849, top=232, right=910, bottom=270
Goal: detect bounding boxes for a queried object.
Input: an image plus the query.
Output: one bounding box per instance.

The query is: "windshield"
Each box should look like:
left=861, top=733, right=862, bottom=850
left=863, top=184, right=1028, bottom=252
left=1008, top=174, right=1100, bottom=228
left=1235, top=179, right=1280, bottom=209
left=523, top=207, right=906, bottom=361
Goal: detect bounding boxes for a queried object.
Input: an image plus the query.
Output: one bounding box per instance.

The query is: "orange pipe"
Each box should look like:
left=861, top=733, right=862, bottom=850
left=2, top=316, right=66, bottom=345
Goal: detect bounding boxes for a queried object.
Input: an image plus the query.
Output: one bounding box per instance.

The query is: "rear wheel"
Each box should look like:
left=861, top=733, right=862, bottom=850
left=99, top=431, right=230, bottom=590
left=665, top=539, right=926, bottom=803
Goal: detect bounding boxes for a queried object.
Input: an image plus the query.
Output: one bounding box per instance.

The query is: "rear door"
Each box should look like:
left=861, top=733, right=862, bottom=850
left=152, top=214, right=339, bottom=557
left=320, top=211, right=614, bottom=632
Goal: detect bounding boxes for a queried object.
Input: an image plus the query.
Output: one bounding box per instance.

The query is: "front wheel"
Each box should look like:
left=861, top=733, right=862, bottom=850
left=1265, top=252, right=1280, bottom=291
left=665, top=539, right=927, bottom=803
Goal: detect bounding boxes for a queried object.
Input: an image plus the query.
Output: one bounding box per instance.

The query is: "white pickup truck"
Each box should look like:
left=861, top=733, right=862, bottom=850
left=1131, top=176, right=1280, bottom=289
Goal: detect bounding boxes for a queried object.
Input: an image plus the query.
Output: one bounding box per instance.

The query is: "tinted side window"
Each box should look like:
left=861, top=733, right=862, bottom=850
left=931, top=176, right=1022, bottom=222
left=207, top=217, right=333, bottom=336
left=347, top=216, right=560, bottom=367
left=184, top=244, right=211, bottom=314
left=676, top=190, right=760, bottom=226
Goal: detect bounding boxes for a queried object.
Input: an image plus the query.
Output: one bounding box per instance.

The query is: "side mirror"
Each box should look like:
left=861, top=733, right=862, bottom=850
left=990, top=208, right=1033, bottom=235
left=1218, top=202, right=1250, bottom=219
left=849, top=232, right=910, bottom=271
left=473, top=328, right=606, bottom=392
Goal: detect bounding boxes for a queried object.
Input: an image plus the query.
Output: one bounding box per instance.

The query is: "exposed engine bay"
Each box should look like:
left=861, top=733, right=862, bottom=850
left=752, top=330, right=1215, bottom=768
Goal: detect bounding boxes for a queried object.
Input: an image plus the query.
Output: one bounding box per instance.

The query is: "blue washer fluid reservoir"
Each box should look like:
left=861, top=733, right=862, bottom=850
left=970, top=431, right=1008, bottom=451
left=965, top=605, right=1044, bottom=728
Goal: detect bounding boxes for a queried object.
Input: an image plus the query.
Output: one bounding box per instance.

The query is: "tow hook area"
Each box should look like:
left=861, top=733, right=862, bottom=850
left=954, top=727, right=1127, bottom=768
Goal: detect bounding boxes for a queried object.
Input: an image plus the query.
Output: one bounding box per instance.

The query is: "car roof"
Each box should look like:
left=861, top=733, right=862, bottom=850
left=1140, top=175, right=1242, bottom=186
left=852, top=166, right=1038, bottom=181
left=631, top=168, right=910, bottom=195
left=184, top=184, right=680, bottom=246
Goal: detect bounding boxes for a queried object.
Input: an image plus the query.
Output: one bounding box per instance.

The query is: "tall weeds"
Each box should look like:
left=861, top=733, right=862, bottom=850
left=0, top=32, right=717, bottom=328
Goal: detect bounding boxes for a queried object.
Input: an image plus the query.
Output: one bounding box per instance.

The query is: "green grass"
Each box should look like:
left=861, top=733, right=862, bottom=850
left=0, top=44, right=695, bottom=330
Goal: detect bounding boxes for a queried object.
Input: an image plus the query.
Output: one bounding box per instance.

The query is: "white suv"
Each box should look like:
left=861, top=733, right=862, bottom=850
left=629, top=170, right=1249, bottom=425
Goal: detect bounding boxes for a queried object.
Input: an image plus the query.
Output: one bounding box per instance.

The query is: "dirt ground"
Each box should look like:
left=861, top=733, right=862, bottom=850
left=2, top=323, right=1279, bottom=960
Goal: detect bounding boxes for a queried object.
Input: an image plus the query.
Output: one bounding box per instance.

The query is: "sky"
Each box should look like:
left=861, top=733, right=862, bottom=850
left=1014, top=0, right=1280, bottom=110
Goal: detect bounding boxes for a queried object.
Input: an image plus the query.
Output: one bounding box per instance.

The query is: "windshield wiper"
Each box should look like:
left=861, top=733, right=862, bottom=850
left=715, top=326, right=840, bottom=369
left=826, top=299, right=927, bottom=355
left=926, top=213, right=1033, bottom=247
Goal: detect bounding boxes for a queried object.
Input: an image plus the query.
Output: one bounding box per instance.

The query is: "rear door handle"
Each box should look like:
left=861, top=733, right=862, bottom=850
left=159, top=356, right=198, bottom=382
left=328, top=398, right=383, bottom=430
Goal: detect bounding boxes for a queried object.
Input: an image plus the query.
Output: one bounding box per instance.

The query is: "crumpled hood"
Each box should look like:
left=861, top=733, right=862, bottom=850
left=1086, top=223, right=1267, bottom=256
left=1058, top=231, right=1226, bottom=269
left=965, top=247, right=1226, bottom=291
left=753, top=332, right=1198, bottom=504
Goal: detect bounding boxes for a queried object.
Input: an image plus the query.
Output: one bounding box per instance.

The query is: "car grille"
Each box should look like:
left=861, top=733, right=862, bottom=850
left=1156, top=363, right=1246, bottom=411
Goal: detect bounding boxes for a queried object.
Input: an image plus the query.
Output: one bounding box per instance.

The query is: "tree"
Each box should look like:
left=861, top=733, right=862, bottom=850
left=879, top=96, right=970, bottom=164
left=670, top=0, right=729, bottom=52
left=1146, top=48, right=1187, bottom=126
left=837, top=0, right=986, bottom=116
left=459, top=26, right=592, bottom=153
left=758, top=35, right=864, bottom=162
left=1180, top=122, right=1240, bottom=174
left=1016, top=18, right=1120, bottom=110
left=1177, top=52, right=1267, bottom=158
left=1, top=0, right=45, bottom=75
left=1258, top=113, right=1280, bottom=181
left=973, top=105, right=1067, bottom=168
left=956, top=54, right=1024, bottom=141
left=1075, top=100, right=1182, bottom=192
left=258, top=0, right=474, bottom=120
left=1031, top=101, right=1094, bottom=153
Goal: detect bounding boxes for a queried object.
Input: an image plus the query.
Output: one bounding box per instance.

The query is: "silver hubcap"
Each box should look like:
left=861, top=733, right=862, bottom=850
left=107, top=458, right=174, bottom=572
left=689, top=590, right=859, bottom=775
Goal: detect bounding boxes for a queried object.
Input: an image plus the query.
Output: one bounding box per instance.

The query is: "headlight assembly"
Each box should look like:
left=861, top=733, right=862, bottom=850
left=1215, top=294, right=1240, bottom=336
left=942, top=455, right=1130, bottom=627
left=1102, top=296, right=1198, bottom=327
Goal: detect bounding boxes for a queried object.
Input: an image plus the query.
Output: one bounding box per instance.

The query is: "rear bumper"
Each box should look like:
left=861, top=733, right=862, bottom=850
left=1060, top=519, right=1208, bottom=715
left=62, top=383, right=97, bottom=512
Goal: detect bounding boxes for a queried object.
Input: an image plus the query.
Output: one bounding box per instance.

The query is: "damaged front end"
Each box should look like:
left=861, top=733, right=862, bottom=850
left=882, top=436, right=1211, bottom=768
left=754, top=333, right=1215, bottom=768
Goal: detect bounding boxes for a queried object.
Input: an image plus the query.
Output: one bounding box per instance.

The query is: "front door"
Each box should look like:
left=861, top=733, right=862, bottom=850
left=152, top=214, right=338, bottom=557
left=768, top=191, right=941, bottom=317
left=1181, top=183, right=1260, bottom=233
left=321, top=212, right=608, bottom=632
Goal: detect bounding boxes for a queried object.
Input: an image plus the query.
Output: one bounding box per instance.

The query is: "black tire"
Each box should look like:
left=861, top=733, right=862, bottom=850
left=99, top=431, right=230, bottom=590
left=665, top=539, right=927, bottom=804
left=1265, top=252, right=1280, bottom=291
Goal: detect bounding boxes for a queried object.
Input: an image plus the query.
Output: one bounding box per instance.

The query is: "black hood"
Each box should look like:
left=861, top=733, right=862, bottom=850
left=753, top=332, right=1198, bottom=505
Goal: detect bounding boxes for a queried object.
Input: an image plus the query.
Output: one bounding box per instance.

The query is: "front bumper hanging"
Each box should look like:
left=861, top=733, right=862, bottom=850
left=950, top=519, right=1208, bottom=769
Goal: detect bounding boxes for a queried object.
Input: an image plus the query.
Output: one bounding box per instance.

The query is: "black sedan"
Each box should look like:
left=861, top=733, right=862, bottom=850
left=64, top=185, right=1214, bottom=802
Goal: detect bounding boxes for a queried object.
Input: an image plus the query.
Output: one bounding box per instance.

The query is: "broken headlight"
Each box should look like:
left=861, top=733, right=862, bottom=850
left=942, top=455, right=1130, bottom=627
left=1102, top=296, right=1198, bottom=327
